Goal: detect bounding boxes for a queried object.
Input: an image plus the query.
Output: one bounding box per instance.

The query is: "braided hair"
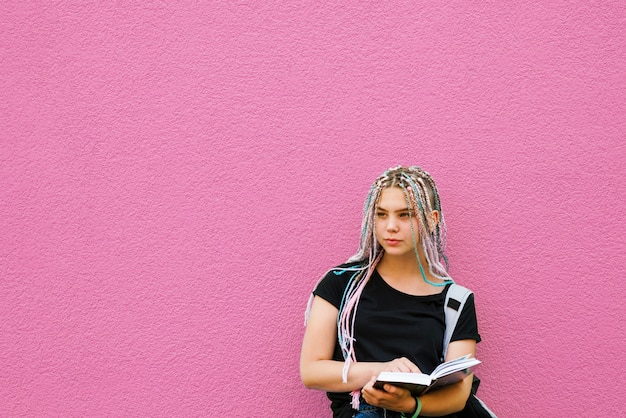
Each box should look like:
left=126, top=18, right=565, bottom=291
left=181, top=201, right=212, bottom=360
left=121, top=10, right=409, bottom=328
left=349, top=165, right=449, bottom=275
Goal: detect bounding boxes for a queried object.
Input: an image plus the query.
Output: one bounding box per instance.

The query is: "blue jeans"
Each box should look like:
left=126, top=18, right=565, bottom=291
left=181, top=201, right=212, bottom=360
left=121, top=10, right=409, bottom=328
left=353, top=400, right=404, bottom=418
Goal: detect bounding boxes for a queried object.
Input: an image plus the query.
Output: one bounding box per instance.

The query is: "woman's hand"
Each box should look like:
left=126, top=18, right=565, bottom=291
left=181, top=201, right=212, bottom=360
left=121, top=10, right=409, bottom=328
left=359, top=357, right=420, bottom=413
left=361, top=376, right=416, bottom=413
left=382, top=357, right=421, bottom=373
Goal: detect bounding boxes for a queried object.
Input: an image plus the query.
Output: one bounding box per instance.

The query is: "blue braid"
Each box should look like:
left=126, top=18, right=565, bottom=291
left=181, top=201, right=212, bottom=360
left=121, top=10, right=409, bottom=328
left=399, top=179, right=453, bottom=287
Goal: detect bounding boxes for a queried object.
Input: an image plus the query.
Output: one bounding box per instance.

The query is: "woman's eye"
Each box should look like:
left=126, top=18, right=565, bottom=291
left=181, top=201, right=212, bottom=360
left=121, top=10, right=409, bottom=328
left=376, top=213, right=387, bottom=218
left=400, top=212, right=411, bottom=218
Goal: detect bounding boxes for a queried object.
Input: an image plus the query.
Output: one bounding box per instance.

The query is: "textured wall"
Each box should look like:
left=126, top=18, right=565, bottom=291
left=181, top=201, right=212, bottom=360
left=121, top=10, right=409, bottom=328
left=1, top=2, right=625, bottom=416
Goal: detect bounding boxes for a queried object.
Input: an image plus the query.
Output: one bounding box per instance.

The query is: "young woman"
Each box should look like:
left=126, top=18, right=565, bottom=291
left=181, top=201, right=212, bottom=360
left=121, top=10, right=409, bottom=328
left=301, top=166, right=480, bottom=418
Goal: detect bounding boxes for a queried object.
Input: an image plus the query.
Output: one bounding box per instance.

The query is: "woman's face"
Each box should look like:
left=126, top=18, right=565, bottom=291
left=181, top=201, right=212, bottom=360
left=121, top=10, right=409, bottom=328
left=374, top=187, right=421, bottom=258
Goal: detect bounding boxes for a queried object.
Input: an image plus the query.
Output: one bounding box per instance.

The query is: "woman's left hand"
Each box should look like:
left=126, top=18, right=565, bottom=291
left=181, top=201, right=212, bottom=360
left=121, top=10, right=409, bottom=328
left=360, top=376, right=415, bottom=413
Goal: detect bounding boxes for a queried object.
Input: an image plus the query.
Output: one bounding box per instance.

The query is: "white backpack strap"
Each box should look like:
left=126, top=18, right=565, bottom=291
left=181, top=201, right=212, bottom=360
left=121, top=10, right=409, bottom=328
left=443, top=284, right=473, bottom=360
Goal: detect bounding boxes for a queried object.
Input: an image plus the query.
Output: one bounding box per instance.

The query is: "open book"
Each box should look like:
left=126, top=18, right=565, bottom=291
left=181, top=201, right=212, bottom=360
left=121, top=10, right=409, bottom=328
left=373, top=355, right=481, bottom=396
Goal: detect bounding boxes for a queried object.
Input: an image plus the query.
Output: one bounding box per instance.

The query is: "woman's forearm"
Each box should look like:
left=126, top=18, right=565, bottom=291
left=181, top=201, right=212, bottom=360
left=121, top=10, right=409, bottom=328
left=417, top=374, right=473, bottom=416
left=301, top=359, right=384, bottom=393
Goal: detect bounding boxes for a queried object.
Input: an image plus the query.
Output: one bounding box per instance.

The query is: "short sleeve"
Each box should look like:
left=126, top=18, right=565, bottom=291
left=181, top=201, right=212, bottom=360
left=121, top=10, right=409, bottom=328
left=312, top=267, right=355, bottom=310
left=450, top=293, right=482, bottom=343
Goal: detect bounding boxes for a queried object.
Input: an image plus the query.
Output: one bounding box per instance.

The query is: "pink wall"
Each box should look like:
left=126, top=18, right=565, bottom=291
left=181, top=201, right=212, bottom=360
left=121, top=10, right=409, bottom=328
left=2, top=2, right=624, bottom=416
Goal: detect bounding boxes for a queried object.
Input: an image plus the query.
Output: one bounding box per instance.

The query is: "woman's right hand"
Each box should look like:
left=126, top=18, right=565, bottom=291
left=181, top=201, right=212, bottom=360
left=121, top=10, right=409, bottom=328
left=382, top=357, right=421, bottom=374
left=362, top=359, right=422, bottom=413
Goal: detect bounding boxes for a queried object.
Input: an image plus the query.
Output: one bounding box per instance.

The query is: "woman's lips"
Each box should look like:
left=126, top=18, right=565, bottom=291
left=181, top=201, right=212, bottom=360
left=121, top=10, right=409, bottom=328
left=385, top=239, right=401, bottom=246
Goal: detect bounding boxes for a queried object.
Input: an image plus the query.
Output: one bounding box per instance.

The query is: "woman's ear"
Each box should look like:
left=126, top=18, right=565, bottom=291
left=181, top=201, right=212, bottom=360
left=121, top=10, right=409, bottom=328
left=430, top=210, right=439, bottom=231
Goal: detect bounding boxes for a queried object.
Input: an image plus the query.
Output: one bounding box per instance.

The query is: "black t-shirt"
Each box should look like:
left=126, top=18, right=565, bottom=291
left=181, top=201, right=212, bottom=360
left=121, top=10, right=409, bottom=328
left=313, top=265, right=481, bottom=417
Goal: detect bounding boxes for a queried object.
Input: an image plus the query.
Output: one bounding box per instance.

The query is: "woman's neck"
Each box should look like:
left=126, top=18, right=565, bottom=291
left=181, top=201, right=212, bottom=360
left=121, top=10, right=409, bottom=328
left=376, top=254, right=421, bottom=281
left=377, top=252, right=448, bottom=293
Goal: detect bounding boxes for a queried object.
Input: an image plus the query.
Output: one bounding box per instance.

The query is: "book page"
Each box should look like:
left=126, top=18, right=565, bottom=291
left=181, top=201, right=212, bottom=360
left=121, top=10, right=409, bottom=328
left=375, top=371, right=432, bottom=386
left=431, top=355, right=480, bottom=379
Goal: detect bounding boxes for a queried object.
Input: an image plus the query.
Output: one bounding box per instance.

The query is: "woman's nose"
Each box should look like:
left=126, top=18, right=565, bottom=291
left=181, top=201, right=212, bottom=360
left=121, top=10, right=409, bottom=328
left=386, top=217, right=399, bottom=232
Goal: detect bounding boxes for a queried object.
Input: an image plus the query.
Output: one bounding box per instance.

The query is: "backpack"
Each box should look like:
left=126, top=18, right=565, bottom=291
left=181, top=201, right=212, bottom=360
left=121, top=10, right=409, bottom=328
left=443, top=284, right=497, bottom=418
